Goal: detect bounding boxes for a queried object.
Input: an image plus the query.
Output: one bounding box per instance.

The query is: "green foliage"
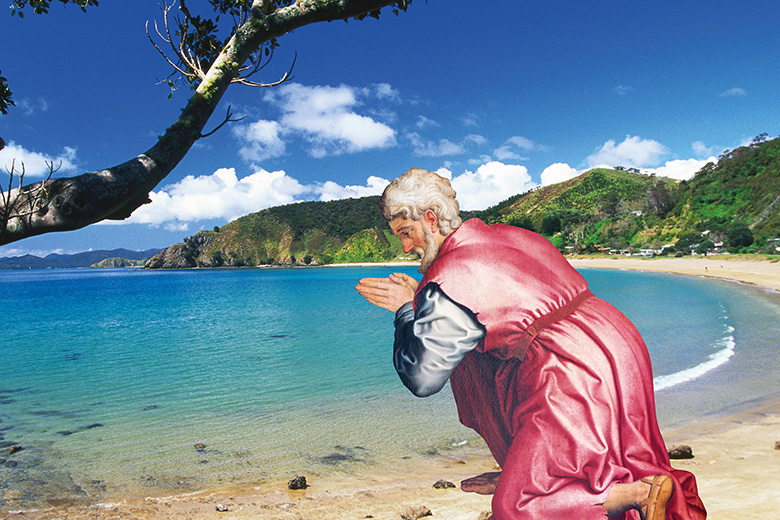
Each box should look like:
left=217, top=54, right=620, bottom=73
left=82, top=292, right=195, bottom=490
left=262, top=196, right=388, bottom=240
left=675, top=233, right=701, bottom=252
left=476, top=140, right=780, bottom=254
left=0, top=69, right=14, bottom=116
left=728, top=225, right=754, bottom=248
left=507, top=214, right=535, bottom=232
left=331, top=228, right=395, bottom=263
left=672, top=136, right=780, bottom=243
left=9, top=0, right=98, bottom=17
left=541, top=213, right=562, bottom=235
left=696, top=240, right=715, bottom=255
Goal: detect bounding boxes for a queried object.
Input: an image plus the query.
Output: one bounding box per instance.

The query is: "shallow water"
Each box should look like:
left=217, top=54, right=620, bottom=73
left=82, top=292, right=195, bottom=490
left=0, top=266, right=778, bottom=510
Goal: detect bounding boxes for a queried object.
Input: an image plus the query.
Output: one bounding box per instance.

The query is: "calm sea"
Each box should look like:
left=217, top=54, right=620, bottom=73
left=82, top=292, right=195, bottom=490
left=1, top=266, right=779, bottom=510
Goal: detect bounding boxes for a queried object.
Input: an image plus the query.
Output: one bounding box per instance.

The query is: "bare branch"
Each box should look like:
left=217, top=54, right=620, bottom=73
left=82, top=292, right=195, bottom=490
left=238, top=43, right=276, bottom=77
left=235, top=51, right=297, bottom=87
left=199, top=106, right=247, bottom=138
left=145, top=1, right=208, bottom=85
left=146, top=20, right=192, bottom=80
left=0, top=160, right=55, bottom=244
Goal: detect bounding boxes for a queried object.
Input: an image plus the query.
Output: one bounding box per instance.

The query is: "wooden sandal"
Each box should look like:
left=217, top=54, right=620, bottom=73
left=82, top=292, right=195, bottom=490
left=639, top=475, right=674, bottom=520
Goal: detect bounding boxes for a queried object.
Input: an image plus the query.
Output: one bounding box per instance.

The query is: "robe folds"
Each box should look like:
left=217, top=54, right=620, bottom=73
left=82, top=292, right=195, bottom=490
left=414, top=219, right=706, bottom=520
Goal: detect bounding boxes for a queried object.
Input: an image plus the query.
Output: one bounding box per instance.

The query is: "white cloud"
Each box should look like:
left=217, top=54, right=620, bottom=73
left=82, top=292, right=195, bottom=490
left=315, top=176, right=389, bottom=201
left=0, top=246, right=70, bottom=258
left=405, top=132, right=487, bottom=157
left=0, top=141, right=77, bottom=177
left=613, top=85, right=632, bottom=96
left=493, top=135, right=539, bottom=161
left=541, top=163, right=581, bottom=186
left=258, top=83, right=396, bottom=158
left=15, top=97, right=50, bottom=116
left=416, top=115, right=438, bottom=129
left=718, top=87, right=747, bottom=97
left=691, top=140, right=719, bottom=157
left=126, top=167, right=309, bottom=226
left=406, top=132, right=465, bottom=156
left=120, top=168, right=396, bottom=227
left=233, top=120, right=286, bottom=162
left=372, top=83, right=400, bottom=100
left=462, top=114, right=479, bottom=127
left=644, top=157, right=717, bottom=181
left=464, top=134, right=488, bottom=146
left=448, top=161, right=537, bottom=210
left=586, top=135, right=668, bottom=169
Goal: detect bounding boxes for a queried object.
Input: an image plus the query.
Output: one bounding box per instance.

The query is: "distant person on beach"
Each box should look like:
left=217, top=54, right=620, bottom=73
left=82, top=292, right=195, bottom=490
left=356, top=168, right=706, bottom=520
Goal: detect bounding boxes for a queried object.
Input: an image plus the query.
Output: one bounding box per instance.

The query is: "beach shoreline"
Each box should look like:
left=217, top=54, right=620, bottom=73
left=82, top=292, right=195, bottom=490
left=567, top=254, right=780, bottom=292
left=6, top=255, right=780, bottom=519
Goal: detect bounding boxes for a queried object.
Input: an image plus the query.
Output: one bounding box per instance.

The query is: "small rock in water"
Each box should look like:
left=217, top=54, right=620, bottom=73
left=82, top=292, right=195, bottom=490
left=667, top=445, right=694, bottom=459
left=2, top=445, right=22, bottom=456
left=288, top=475, right=308, bottom=490
left=215, top=504, right=229, bottom=512
left=194, top=443, right=207, bottom=450
left=400, top=505, right=432, bottom=520
left=432, top=479, right=456, bottom=489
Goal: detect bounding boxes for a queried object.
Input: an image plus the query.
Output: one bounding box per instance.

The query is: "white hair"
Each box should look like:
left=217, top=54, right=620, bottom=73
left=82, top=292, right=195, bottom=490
left=378, top=168, right=462, bottom=236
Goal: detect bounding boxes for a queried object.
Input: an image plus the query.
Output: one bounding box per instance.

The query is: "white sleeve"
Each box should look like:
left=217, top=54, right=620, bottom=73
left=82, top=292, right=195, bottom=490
left=393, top=282, right=486, bottom=397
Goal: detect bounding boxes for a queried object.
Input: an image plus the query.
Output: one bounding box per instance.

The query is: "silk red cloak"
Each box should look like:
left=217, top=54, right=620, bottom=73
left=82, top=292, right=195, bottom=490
left=416, top=219, right=706, bottom=520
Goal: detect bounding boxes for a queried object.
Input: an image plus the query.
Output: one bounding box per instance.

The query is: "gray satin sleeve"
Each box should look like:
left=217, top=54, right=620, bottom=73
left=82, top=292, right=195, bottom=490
left=393, top=282, right=486, bottom=397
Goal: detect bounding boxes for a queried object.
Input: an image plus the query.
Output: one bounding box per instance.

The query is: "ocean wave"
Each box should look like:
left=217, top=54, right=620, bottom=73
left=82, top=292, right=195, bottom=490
left=653, top=324, right=736, bottom=391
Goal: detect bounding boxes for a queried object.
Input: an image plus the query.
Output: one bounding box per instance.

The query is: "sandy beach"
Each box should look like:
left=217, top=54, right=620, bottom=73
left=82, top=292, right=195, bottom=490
left=7, top=256, right=780, bottom=520
left=568, top=254, right=780, bottom=292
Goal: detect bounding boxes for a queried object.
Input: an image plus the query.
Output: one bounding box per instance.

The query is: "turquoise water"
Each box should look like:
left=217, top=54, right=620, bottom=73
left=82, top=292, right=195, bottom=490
left=1, top=266, right=779, bottom=510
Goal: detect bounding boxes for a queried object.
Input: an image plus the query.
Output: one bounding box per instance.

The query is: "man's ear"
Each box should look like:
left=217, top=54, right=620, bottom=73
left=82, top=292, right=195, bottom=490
left=422, top=209, right=439, bottom=233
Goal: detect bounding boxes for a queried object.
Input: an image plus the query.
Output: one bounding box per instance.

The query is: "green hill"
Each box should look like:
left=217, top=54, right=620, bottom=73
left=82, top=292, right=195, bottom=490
left=664, top=134, right=780, bottom=245
left=145, top=197, right=403, bottom=268
left=146, top=135, right=780, bottom=268
left=479, top=168, right=678, bottom=251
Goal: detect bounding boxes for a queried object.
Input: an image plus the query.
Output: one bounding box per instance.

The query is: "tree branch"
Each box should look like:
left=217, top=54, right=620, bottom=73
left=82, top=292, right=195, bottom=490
left=0, top=0, right=411, bottom=245
left=199, top=106, right=246, bottom=138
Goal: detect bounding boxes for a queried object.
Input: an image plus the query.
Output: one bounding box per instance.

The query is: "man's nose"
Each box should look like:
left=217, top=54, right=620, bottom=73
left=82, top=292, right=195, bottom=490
left=402, top=240, right=413, bottom=253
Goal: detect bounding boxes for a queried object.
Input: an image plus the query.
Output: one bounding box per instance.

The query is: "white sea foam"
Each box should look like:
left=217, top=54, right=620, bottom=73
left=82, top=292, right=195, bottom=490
left=653, top=324, right=736, bottom=391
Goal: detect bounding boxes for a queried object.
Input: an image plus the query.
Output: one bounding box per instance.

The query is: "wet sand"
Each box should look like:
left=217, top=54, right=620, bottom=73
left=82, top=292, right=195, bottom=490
left=7, top=255, right=780, bottom=519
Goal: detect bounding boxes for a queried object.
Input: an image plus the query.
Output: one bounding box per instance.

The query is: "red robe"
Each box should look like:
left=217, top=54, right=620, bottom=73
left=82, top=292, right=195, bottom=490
left=416, top=219, right=706, bottom=520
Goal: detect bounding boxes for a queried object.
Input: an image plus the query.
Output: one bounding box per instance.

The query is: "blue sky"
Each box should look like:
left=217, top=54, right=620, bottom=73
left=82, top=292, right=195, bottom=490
left=1, top=0, right=778, bottom=256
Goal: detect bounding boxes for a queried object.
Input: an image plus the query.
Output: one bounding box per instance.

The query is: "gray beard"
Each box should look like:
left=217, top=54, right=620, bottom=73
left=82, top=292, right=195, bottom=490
left=416, top=226, right=441, bottom=274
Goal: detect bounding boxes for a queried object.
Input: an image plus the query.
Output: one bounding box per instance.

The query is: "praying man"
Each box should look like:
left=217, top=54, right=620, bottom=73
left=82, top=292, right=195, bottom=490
left=356, top=168, right=706, bottom=520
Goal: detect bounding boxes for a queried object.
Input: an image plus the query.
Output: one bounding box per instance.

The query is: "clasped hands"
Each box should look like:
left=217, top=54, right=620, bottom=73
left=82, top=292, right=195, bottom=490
left=356, top=272, right=419, bottom=313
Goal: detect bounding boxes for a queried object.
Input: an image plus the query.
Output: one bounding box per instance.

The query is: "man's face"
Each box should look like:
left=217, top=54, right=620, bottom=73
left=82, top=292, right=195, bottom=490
left=389, top=216, right=440, bottom=273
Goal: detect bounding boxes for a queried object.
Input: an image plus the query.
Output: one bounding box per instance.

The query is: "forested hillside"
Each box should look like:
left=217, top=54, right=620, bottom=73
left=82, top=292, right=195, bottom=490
left=145, top=197, right=401, bottom=268
left=665, top=134, right=780, bottom=248
left=146, top=135, right=780, bottom=268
